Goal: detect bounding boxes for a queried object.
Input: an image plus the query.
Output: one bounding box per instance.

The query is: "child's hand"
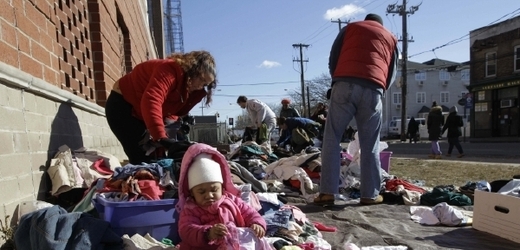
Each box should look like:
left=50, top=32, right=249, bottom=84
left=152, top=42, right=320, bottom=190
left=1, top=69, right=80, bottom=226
left=208, top=223, right=228, bottom=241
left=250, top=224, right=265, bottom=238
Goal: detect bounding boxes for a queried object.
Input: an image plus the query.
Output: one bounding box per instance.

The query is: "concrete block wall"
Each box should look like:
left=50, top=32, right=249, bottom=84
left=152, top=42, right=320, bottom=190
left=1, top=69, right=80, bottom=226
left=0, top=79, right=126, bottom=236
left=0, top=0, right=156, bottom=244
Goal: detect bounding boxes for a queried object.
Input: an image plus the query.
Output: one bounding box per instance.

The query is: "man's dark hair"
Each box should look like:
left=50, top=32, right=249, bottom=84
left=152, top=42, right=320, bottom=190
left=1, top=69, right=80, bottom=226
left=237, top=95, right=248, bottom=103
left=365, top=13, right=383, bottom=25
left=277, top=117, right=287, bottom=126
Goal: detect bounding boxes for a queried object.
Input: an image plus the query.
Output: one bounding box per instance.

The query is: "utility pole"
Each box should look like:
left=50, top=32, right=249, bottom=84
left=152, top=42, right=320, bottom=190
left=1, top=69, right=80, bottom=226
left=331, top=18, right=350, bottom=31
left=387, top=0, right=420, bottom=141
left=292, top=43, right=310, bottom=117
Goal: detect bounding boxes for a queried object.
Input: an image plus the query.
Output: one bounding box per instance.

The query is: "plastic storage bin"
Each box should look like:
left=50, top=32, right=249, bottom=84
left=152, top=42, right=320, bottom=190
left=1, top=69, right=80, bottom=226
left=380, top=151, right=393, bottom=173
left=94, top=196, right=180, bottom=244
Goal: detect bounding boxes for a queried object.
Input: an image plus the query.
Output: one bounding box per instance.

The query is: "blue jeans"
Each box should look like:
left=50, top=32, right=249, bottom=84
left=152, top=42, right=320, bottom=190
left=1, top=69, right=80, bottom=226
left=319, top=80, right=382, bottom=199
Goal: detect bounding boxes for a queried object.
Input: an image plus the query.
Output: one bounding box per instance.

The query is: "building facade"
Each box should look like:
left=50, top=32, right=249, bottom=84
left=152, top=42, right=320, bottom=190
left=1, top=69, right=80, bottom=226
left=469, top=16, right=520, bottom=140
left=383, top=59, right=470, bottom=138
left=0, top=0, right=156, bottom=235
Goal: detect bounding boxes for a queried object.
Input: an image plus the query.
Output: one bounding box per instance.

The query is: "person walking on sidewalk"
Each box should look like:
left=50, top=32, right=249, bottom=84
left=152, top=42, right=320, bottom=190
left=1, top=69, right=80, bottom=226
left=407, top=117, right=419, bottom=143
left=427, top=101, right=444, bottom=159
left=442, top=106, right=465, bottom=157
left=313, top=13, right=398, bottom=206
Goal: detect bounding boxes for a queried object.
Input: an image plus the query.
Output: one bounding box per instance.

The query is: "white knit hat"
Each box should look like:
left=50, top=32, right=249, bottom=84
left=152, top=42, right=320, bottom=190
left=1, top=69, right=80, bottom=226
left=187, top=153, right=223, bottom=189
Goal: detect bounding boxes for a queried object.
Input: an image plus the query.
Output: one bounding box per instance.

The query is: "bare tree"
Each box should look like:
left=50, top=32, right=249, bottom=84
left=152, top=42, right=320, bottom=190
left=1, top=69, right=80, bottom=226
left=288, top=73, right=331, bottom=117
left=233, top=73, right=331, bottom=126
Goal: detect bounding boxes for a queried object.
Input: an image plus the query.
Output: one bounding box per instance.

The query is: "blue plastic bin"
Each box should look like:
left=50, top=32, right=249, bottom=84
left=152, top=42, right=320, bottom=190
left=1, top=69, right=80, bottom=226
left=94, top=196, right=180, bottom=244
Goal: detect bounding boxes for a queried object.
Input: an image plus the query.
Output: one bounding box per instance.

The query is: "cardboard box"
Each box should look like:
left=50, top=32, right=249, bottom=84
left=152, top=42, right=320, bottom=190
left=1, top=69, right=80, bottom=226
left=473, top=190, right=520, bottom=244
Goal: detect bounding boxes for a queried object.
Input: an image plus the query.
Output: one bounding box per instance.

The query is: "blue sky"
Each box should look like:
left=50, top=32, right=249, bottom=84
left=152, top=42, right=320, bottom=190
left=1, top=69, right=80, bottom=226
left=181, top=0, right=519, bottom=122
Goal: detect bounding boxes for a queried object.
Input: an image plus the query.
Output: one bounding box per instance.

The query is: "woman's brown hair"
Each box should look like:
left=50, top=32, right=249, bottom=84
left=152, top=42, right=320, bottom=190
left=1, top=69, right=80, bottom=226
left=167, top=50, right=217, bottom=105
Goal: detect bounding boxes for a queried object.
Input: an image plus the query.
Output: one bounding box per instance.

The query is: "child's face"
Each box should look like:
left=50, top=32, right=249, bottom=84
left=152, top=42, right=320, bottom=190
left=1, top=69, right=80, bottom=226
left=190, top=182, right=223, bottom=207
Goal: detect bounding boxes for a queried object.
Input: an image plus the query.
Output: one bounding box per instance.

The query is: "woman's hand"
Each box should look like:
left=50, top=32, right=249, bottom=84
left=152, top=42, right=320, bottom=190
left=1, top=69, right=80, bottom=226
left=208, top=223, right=228, bottom=241
left=250, top=224, right=265, bottom=238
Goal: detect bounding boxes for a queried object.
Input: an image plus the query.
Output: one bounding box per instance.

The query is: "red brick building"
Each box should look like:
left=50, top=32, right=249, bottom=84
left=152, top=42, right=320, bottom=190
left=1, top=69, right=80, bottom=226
left=0, top=0, right=158, bottom=233
left=469, top=16, right=520, bottom=140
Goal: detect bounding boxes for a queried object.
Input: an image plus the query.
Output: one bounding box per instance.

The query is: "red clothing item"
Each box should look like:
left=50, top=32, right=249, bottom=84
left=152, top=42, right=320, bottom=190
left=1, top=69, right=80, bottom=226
left=333, top=20, right=397, bottom=89
left=118, top=59, right=207, bottom=139
left=385, top=178, right=427, bottom=194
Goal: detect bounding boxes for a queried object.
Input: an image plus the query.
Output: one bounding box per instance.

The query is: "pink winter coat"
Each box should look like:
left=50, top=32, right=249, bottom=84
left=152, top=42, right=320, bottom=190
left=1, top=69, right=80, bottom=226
left=176, top=143, right=266, bottom=250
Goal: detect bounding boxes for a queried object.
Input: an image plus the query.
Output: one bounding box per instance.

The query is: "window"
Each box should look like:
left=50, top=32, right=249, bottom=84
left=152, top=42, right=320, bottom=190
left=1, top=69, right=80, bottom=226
left=515, top=46, right=520, bottom=71
left=486, top=52, right=496, bottom=76
left=393, top=92, right=401, bottom=104
left=415, top=72, right=426, bottom=81
left=439, top=70, right=450, bottom=81
left=440, top=92, right=449, bottom=103
left=416, top=92, right=426, bottom=103
left=461, top=69, right=470, bottom=81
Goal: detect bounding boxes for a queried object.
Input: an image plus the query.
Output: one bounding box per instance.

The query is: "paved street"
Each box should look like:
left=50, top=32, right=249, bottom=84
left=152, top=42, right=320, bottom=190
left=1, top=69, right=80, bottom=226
left=384, top=140, right=520, bottom=165
left=340, top=140, right=520, bottom=165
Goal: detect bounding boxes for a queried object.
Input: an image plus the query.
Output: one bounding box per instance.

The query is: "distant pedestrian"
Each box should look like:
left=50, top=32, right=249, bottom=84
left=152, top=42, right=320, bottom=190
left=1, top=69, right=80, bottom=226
left=407, top=117, right=419, bottom=143
left=442, top=106, right=465, bottom=157
left=427, top=101, right=444, bottom=159
left=279, top=98, right=300, bottom=118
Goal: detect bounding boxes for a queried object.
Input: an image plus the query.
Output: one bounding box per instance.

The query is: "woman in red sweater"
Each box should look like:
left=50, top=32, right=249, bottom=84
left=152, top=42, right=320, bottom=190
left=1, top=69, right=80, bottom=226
left=105, top=50, right=217, bottom=164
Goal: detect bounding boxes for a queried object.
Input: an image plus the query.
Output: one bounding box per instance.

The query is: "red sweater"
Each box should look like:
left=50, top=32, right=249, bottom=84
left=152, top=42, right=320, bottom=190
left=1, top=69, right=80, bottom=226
left=118, top=59, right=207, bottom=139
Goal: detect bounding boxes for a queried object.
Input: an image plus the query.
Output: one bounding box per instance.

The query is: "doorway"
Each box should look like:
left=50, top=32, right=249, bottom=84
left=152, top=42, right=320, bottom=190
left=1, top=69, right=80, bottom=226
left=499, top=106, right=519, bottom=136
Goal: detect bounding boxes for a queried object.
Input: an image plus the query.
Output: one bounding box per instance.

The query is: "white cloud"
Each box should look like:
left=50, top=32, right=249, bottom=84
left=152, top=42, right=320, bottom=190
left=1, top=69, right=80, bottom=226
left=324, top=4, right=366, bottom=20
left=258, top=60, right=281, bottom=68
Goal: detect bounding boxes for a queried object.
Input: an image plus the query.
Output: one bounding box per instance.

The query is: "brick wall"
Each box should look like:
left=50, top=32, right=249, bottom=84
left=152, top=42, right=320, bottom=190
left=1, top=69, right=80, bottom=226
left=471, top=28, right=520, bottom=82
left=0, top=0, right=155, bottom=242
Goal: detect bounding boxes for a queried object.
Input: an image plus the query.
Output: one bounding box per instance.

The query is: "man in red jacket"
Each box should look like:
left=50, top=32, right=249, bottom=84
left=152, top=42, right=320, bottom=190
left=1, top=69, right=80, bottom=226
left=314, top=14, right=398, bottom=206
left=105, top=50, right=217, bottom=164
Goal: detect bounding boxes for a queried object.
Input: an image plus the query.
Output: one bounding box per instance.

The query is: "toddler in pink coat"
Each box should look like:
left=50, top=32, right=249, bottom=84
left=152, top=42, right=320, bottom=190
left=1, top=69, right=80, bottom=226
left=176, top=143, right=267, bottom=249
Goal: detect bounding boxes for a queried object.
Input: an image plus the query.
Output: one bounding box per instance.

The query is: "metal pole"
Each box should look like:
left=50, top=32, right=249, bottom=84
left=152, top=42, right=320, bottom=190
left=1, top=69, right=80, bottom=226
left=463, top=108, right=466, bottom=143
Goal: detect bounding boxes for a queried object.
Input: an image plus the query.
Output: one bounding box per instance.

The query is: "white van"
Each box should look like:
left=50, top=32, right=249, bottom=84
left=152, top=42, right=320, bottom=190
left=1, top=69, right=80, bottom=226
left=388, top=118, right=426, bottom=138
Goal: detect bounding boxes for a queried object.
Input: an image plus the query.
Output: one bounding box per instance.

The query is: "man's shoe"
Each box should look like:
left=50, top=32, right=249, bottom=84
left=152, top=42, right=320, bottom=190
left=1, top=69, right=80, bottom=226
left=457, top=154, right=465, bottom=158
left=313, top=193, right=335, bottom=205
left=360, top=195, right=383, bottom=205
left=428, top=154, right=435, bottom=159
left=435, top=155, right=442, bottom=159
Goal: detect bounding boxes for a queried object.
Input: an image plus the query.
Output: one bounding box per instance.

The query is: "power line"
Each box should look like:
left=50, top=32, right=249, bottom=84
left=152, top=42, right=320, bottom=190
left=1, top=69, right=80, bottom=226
left=218, top=80, right=299, bottom=87
left=409, top=7, right=520, bottom=59
left=214, top=94, right=288, bottom=98
left=331, top=18, right=351, bottom=31
left=301, top=21, right=333, bottom=44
